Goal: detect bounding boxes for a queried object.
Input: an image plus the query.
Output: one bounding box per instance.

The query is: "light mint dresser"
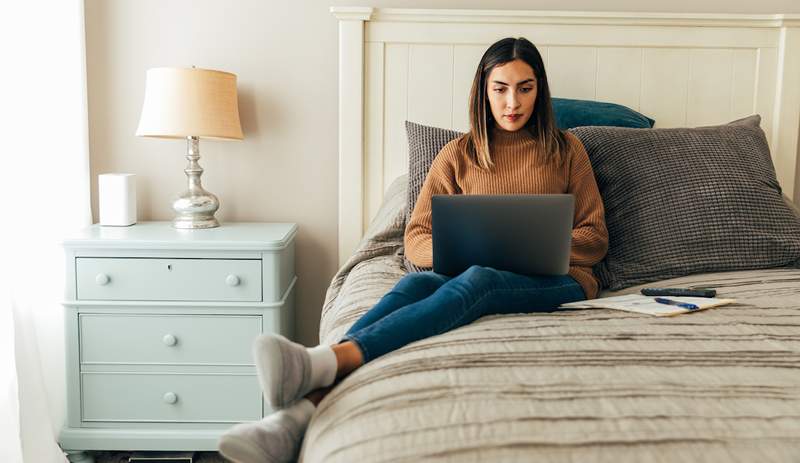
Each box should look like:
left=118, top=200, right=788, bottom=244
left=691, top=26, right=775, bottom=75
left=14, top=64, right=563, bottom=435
left=58, top=222, right=297, bottom=463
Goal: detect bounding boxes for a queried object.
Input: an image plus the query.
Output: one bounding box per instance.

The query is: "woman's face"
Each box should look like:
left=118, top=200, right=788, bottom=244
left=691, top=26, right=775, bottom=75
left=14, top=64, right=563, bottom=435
left=486, top=59, right=537, bottom=132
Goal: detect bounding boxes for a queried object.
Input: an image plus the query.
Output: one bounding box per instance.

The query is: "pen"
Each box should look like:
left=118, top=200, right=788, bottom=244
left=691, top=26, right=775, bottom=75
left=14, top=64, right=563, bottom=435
left=654, top=297, right=699, bottom=310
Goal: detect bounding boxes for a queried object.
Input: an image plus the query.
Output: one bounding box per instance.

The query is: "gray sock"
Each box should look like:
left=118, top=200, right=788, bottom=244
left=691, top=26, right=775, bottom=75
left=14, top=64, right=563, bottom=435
left=253, top=334, right=314, bottom=409
left=218, top=398, right=315, bottom=463
left=307, top=344, right=337, bottom=390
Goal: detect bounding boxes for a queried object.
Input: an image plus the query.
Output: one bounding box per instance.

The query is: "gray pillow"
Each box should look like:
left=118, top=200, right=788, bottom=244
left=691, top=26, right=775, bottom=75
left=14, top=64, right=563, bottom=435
left=405, top=121, right=464, bottom=227
left=785, top=194, right=800, bottom=218
left=569, top=115, right=800, bottom=291
left=403, top=121, right=464, bottom=272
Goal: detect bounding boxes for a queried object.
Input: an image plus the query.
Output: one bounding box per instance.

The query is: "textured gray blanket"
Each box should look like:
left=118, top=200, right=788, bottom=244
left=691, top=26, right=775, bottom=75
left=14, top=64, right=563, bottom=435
left=303, top=175, right=800, bottom=462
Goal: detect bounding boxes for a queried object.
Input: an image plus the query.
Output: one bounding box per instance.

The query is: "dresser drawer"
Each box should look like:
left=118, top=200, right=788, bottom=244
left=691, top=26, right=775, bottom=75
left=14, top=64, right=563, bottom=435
left=76, top=258, right=262, bottom=301
left=81, top=373, right=261, bottom=423
left=79, top=314, right=261, bottom=365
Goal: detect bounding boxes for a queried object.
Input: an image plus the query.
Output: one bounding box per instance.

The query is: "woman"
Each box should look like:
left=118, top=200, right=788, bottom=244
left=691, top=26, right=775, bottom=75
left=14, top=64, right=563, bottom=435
left=219, top=37, right=609, bottom=463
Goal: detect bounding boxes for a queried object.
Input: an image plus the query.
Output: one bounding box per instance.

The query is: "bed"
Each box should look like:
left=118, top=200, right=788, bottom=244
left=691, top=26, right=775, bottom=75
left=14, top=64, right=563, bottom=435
left=299, top=7, right=800, bottom=461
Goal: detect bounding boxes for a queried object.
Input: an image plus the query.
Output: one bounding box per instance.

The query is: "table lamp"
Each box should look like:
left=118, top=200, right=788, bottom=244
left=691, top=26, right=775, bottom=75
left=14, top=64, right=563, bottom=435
left=136, top=67, right=243, bottom=228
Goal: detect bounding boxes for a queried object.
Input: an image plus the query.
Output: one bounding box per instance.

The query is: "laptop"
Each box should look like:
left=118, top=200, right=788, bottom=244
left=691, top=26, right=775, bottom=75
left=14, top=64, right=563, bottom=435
left=431, top=194, right=574, bottom=277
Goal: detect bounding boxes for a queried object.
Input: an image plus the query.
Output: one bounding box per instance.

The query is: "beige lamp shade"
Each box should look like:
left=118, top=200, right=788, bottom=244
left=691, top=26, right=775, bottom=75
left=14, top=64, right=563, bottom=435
left=135, top=67, right=244, bottom=140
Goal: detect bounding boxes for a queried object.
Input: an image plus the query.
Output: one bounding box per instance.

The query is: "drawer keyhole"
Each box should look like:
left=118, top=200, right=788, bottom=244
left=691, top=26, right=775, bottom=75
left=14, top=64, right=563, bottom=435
left=167, top=264, right=172, bottom=271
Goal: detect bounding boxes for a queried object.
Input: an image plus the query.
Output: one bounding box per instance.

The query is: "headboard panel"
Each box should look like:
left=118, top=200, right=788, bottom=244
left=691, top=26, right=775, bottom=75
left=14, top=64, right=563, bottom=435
left=332, top=7, right=800, bottom=266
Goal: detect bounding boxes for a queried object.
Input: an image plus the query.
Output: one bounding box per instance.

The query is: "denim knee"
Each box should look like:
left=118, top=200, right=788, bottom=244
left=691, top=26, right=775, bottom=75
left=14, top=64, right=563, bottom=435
left=459, top=265, right=502, bottom=287
left=395, top=271, right=448, bottom=294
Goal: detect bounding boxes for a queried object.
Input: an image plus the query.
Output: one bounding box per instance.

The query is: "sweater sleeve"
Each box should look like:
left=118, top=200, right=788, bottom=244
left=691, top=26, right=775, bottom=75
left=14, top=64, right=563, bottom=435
left=404, top=146, right=460, bottom=268
left=565, top=133, right=609, bottom=267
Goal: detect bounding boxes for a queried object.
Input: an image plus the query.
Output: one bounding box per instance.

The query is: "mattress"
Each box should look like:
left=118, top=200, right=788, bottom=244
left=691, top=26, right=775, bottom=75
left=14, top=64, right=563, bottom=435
left=300, top=177, right=800, bottom=462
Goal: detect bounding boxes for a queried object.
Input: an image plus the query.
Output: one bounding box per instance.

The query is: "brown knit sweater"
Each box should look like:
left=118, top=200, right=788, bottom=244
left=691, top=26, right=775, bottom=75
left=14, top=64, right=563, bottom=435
left=404, top=125, right=609, bottom=299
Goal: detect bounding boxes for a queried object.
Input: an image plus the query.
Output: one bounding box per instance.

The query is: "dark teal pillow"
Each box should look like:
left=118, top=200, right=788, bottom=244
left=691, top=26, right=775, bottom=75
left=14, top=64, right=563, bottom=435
left=552, top=97, right=655, bottom=129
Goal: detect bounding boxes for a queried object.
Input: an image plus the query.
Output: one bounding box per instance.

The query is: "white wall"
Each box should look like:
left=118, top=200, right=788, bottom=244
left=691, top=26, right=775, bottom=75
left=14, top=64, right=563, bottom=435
left=84, top=0, right=800, bottom=345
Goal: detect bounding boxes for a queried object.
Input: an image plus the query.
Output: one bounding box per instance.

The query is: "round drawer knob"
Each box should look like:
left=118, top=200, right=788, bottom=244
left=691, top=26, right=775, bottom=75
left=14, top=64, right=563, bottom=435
left=163, top=392, right=178, bottom=404
left=225, top=274, right=241, bottom=287
left=95, top=273, right=110, bottom=285
left=162, top=334, right=177, bottom=346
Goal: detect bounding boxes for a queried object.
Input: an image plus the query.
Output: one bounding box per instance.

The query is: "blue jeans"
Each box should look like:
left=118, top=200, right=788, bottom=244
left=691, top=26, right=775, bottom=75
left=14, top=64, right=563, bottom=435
left=341, top=265, right=586, bottom=363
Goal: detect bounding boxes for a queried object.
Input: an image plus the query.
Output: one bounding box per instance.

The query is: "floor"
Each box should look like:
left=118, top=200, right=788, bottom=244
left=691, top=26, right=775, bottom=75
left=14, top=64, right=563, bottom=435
left=93, top=451, right=228, bottom=462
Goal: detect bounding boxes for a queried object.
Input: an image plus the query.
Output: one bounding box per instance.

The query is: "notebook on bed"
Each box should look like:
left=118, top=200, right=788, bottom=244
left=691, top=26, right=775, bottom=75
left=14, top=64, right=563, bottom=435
left=559, top=294, right=737, bottom=316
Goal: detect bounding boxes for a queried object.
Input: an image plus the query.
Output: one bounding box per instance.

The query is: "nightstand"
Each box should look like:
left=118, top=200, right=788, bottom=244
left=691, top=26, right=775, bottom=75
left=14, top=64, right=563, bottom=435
left=58, top=222, right=297, bottom=463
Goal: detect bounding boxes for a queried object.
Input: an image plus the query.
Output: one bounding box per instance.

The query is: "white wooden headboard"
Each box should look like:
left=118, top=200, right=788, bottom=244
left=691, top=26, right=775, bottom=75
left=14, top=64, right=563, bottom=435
left=330, top=7, right=800, bottom=266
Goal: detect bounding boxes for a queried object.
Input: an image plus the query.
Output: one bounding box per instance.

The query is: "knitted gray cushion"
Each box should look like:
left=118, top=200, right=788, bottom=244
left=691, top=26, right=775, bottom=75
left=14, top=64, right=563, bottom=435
left=568, top=114, right=800, bottom=291
left=403, top=121, right=464, bottom=272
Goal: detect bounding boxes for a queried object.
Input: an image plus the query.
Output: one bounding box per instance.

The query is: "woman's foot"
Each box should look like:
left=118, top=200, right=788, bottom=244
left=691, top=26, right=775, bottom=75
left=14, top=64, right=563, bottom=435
left=253, top=334, right=337, bottom=409
left=218, top=399, right=315, bottom=463
left=332, top=340, right=365, bottom=379
left=304, top=385, right=333, bottom=406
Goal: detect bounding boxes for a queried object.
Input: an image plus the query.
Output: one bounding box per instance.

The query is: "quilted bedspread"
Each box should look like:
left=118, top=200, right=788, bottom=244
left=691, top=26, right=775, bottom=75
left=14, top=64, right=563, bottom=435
left=300, top=176, right=800, bottom=462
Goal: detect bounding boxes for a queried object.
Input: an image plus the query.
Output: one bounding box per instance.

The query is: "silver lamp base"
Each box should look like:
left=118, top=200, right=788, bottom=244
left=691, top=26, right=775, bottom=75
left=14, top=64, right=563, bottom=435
left=173, top=136, right=220, bottom=229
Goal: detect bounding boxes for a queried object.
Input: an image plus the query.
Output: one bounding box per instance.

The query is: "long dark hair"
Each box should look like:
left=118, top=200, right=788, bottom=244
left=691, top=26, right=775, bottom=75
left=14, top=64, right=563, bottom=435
left=456, top=37, right=568, bottom=170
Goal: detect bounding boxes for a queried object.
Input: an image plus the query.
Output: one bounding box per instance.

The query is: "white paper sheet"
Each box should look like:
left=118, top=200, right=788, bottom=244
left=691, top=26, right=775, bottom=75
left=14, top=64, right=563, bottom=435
left=559, top=294, right=737, bottom=316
